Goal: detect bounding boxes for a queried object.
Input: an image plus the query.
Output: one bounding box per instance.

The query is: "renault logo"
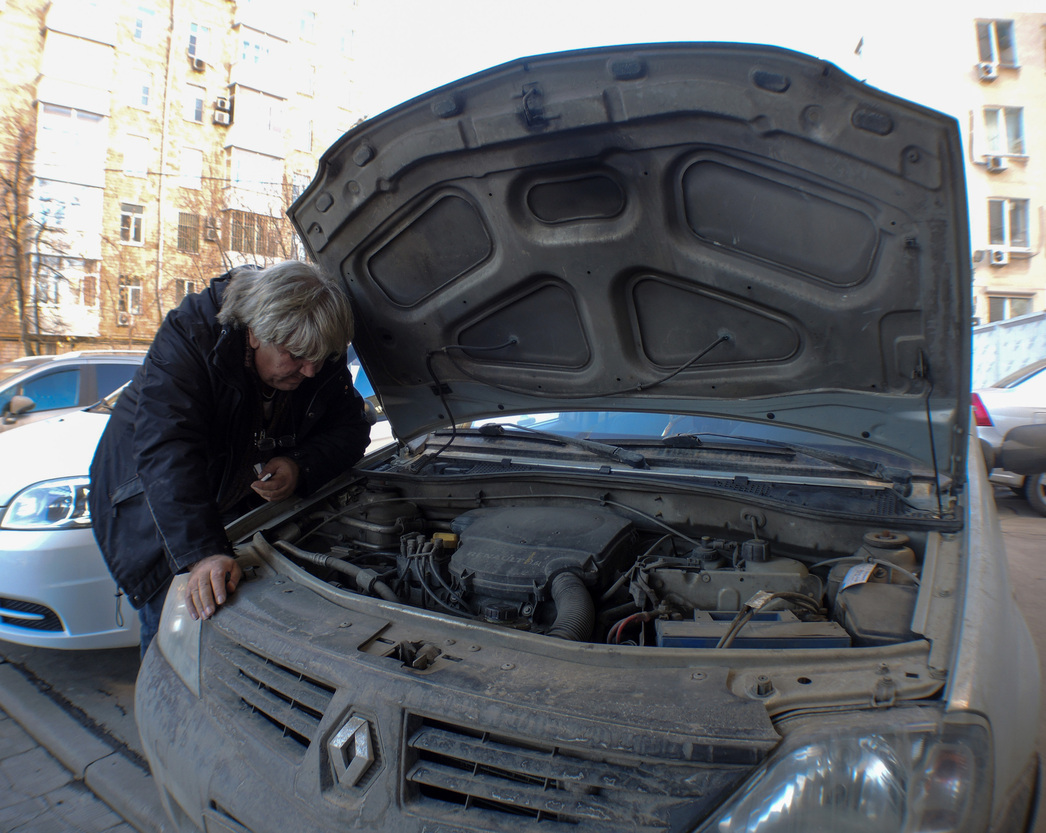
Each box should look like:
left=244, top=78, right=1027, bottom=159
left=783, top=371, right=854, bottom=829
left=328, top=715, right=375, bottom=787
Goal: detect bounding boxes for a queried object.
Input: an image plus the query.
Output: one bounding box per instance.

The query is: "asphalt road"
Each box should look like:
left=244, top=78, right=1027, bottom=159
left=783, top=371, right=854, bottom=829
left=1, top=484, right=1045, bottom=832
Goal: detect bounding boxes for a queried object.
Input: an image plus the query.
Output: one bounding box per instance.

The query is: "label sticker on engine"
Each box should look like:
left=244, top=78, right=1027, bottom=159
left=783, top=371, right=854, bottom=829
left=841, top=562, right=876, bottom=590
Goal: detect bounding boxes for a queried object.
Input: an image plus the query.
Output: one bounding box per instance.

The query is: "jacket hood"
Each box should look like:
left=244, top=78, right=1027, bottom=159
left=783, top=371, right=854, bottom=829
left=289, top=42, right=971, bottom=481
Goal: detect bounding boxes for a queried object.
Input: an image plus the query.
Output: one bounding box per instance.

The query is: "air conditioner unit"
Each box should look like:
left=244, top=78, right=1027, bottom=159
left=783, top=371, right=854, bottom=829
left=204, top=227, right=219, bottom=241
left=989, top=248, right=1010, bottom=266
left=215, top=96, right=230, bottom=111
left=976, top=61, right=998, bottom=81
left=986, top=155, right=1008, bottom=172
left=213, top=110, right=231, bottom=126
left=205, top=215, right=220, bottom=229
left=117, top=312, right=131, bottom=327
left=190, top=56, right=206, bottom=72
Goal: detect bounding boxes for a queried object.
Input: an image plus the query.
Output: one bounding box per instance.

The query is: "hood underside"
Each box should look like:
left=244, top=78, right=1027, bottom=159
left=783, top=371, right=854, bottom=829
left=289, top=42, right=971, bottom=478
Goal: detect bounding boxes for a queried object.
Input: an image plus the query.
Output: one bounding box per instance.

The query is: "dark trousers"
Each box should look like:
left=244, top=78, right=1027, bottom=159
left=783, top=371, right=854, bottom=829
left=138, top=578, right=171, bottom=661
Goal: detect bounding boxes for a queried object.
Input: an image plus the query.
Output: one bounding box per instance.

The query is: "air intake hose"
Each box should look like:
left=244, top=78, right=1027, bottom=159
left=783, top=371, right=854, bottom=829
left=546, top=572, right=594, bottom=641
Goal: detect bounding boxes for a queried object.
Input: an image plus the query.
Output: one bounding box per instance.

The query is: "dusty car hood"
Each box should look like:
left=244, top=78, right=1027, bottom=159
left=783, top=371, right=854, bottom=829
left=0, top=409, right=106, bottom=505
left=290, top=42, right=971, bottom=480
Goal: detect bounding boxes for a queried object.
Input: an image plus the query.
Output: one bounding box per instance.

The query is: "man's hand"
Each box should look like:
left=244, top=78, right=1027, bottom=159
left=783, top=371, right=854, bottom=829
left=186, top=554, right=243, bottom=620
left=251, top=455, right=300, bottom=502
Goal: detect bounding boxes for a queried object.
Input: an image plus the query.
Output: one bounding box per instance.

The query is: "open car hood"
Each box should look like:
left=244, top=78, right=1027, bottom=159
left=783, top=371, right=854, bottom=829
left=290, top=43, right=971, bottom=481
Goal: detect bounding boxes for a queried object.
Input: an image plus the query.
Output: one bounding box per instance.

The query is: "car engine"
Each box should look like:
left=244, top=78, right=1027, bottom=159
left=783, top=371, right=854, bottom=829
left=259, top=477, right=925, bottom=650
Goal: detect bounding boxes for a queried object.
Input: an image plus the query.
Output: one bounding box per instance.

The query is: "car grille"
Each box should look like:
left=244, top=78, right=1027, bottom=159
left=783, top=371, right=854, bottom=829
left=0, top=597, right=63, bottom=631
left=206, top=630, right=335, bottom=759
left=404, top=715, right=748, bottom=830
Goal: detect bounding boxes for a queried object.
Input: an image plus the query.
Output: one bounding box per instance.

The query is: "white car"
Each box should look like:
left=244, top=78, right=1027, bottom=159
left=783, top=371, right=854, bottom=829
left=0, top=390, right=140, bottom=649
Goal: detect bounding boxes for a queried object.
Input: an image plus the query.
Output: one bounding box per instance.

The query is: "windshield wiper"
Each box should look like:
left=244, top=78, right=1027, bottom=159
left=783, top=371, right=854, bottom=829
left=477, top=423, right=648, bottom=469
left=662, top=433, right=913, bottom=493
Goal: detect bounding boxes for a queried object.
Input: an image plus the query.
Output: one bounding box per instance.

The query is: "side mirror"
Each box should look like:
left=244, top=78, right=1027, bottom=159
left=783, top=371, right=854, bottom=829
left=994, top=424, right=1046, bottom=475
left=2, top=395, right=35, bottom=422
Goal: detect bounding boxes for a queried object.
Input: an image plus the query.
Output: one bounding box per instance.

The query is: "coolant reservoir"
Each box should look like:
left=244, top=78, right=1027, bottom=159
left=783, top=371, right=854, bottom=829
left=856, top=530, right=917, bottom=584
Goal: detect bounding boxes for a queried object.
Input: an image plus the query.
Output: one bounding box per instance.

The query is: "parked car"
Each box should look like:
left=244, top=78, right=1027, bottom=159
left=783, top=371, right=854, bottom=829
left=0, top=387, right=140, bottom=649
left=973, top=358, right=1046, bottom=515
left=0, top=350, right=146, bottom=434
left=136, top=44, right=1040, bottom=833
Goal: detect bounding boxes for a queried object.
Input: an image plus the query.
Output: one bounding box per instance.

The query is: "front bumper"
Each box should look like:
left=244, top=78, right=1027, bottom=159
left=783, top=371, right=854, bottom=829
left=0, top=527, right=139, bottom=650
left=137, top=575, right=779, bottom=833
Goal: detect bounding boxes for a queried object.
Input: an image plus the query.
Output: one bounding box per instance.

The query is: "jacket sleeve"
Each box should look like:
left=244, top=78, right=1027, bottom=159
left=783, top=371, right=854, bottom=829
left=290, top=363, right=372, bottom=495
left=132, top=311, right=234, bottom=572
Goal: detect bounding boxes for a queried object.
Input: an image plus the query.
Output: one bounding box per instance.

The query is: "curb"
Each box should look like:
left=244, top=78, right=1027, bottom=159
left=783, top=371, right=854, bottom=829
left=0, top=662, right=168, bottom=833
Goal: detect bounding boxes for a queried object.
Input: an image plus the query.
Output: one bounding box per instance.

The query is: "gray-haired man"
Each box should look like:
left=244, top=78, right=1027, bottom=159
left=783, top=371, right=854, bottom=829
left=89, top=261, right=371, bottom=656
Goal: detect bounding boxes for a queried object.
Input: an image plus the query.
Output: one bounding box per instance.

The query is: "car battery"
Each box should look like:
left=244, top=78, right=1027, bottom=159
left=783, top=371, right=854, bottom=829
left=656, top=610, right=851, bottom=649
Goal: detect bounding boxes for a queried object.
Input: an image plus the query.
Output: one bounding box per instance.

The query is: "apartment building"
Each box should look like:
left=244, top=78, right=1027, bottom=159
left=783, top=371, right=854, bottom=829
left=0, top=0, right=359, bottom=358
left=966, top=13, right=1046, bottom=325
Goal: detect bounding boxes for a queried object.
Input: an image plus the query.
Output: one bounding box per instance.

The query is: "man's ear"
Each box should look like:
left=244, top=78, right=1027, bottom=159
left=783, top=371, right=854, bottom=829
left=247, top=329, right=261, bottom=350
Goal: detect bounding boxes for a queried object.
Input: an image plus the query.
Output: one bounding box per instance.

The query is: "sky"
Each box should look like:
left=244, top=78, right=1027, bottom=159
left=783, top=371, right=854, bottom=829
left=347, top=0, right=1040, bottom=120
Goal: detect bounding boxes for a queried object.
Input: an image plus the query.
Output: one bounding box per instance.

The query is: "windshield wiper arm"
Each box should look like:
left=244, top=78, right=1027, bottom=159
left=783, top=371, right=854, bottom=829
left=478, top=423, right=647, bottom=469
left=662, top=433, right=912, bottom=492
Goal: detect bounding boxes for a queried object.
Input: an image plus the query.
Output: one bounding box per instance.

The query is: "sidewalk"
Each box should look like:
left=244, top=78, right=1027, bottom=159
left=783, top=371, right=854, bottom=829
left=0, top=662, right=166, bottom=833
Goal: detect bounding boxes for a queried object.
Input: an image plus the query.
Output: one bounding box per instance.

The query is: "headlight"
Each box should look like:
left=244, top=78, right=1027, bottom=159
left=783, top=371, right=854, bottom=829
left=696, top=709, right=991, bottom=833
left=155, top=574, right=201, bottom=697
left=0, top=477, right=92, bottom=530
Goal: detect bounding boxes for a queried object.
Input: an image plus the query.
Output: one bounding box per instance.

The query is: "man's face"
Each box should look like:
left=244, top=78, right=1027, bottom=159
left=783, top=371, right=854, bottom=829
left=249, top=330, right=320, bottom=390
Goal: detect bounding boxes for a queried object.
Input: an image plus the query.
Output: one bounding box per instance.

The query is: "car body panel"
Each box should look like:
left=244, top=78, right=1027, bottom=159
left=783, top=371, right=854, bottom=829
left=136, top=43, right=1037, bottom=833
left=291, top=42, right=971, bottom=480
left=0, top=407, right=140, bottom=650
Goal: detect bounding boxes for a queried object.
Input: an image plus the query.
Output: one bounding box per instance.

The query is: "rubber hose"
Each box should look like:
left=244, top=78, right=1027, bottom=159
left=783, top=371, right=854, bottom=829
left=272, top=539, right=400, bottom=603
left=547, top=572, right=595, bottom=641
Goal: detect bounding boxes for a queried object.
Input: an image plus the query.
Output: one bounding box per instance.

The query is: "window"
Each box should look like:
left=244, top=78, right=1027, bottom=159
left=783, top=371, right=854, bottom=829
left=176, top=279, right=197, bottom=301
left=988, top=198, right=1030, bottom=248
left=133, top=5, right=155, bottom=41
left=984, top=107, right=1024, bottom=156
left=33, top=262, right=63, bottom=305
left=299, top=10, right=316, bottom=41
left=226, top=148, right=284, bottom=196
left=185, top=85, right=205, bottom=123
left=178, top=212, right=200, bottom=253
left=81, top=274, right=98, bottom=306
left=120, top=203, right=144, bottom=244
left=124, top=135, right=149, bottom=176
left=129, top=71, right=152, bottom=109
left=119, top=276, right=142, bottom=315
left=180, top=148, right=204, bottom=189
left=240, top=34, right=270, bottom=65
left=14, top=370, right=79, bottom=412
left=987, top=295, right=1032, bottom=323
left=188, top=22, right=210, bottom=60
left=226, top=210, right=279, bottom=257
left=96, top=364, right=138, bottom=398
left=36, top=105, right=107, bottom=186
left=298, top=119, right=313, bottom=153
left=977, top=19, right=1017, bottom=67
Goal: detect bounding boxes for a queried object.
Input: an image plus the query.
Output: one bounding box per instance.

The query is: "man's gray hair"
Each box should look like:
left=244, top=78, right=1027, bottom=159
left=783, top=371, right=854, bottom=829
left=217, top=261, right=354, bottom=363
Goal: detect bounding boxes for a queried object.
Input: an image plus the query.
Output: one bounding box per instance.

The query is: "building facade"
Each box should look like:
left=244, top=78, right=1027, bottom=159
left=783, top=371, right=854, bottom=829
left=0, top=0, right=359, bottom=358
left=965, top=13, right=1046, bottom=325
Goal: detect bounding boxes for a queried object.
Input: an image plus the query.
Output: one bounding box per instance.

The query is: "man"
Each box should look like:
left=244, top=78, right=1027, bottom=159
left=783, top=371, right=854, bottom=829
left=89, top=261, right=371, bottom=655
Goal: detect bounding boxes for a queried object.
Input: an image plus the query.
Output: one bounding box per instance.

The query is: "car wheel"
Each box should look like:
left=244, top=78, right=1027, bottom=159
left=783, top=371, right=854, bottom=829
left=1023, top=473, right=1046, bottom=517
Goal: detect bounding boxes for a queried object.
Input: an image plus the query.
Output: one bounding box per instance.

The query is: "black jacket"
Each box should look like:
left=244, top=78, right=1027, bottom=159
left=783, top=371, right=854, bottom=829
left=89, top=273, right=370, bottom=608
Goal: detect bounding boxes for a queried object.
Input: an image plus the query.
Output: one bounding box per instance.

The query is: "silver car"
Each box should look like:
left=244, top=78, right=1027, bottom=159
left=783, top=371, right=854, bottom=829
left=136, top=43, right=1040, bottom=833
left=974, top=358, right=1046, bottom=515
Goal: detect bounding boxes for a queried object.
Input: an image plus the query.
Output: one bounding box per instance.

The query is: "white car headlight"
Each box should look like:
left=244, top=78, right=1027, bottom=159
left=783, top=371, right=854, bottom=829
left=697, top=709, right=991, bottom=833
left=0, top=477, right=92, bottom=530
left=155, top=574, right=201, bottom=697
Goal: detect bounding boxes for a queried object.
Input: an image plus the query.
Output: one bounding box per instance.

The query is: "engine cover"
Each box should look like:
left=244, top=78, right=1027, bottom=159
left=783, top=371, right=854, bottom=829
left=449, top=506, right=633, bottom=600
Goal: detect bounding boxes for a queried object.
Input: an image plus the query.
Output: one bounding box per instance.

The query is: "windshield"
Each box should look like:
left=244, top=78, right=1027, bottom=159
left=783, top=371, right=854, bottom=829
left=469, top=411, right=924, bottom=472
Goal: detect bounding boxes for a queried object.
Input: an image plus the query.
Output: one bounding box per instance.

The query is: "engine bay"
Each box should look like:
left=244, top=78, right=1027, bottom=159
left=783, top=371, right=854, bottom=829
left=257, top=473, right=930, bottom=650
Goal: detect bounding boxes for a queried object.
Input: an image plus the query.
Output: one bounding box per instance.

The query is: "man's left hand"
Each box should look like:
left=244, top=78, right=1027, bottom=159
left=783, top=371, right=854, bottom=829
left=252, top=455, right=300, bottom=501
